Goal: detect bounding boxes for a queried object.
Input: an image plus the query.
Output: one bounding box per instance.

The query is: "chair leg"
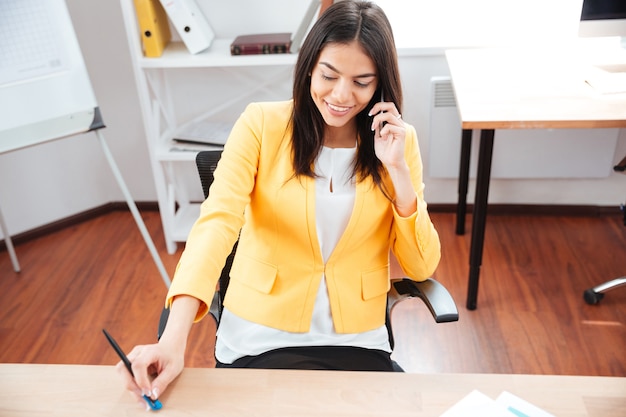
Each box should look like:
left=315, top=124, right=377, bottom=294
left=391, top=360, right=405, bottom=372
left=583, top=277, right=626, bottom=305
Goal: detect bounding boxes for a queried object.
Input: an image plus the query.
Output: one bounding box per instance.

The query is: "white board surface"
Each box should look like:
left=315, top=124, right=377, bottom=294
left=0, top=0, right=101, bottom=154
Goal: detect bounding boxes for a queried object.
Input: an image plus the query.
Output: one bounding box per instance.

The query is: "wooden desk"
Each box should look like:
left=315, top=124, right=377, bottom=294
left=0, top=364, right=624, bottom=416
left=446, top=44, right=626, bottom=310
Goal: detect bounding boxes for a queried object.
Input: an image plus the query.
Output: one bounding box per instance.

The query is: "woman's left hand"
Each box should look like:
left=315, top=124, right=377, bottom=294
left=369, top=102, right=406, bottom=169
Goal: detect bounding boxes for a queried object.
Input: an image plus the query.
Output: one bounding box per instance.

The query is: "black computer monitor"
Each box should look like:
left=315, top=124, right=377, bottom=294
left=579, top=0, right=626, bottom=38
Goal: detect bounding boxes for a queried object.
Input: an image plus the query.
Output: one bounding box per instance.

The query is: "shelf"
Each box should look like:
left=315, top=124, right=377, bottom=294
left=139, top=39, right=298, bottom=69
left=120, top=0, right=297, bottom=252
left=155, top=142, right=223, bottom=162
left=172, top=203, right=201, bottom=242
left=156, top=133, right=224, bottom=162
left=155, top=121, right=227, bottom=161
left=156, top=145, right=199, bottom=162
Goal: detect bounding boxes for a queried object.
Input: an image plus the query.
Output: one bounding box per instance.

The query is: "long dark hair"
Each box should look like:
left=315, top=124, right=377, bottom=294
left=291, top=1, right=403, bottom=189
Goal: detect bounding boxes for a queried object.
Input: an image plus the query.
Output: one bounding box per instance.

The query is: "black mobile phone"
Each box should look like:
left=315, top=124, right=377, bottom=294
left=379, top=90, right=387, bottom=130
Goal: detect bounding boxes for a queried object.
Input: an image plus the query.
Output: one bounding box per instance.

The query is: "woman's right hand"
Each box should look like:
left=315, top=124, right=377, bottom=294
left=117, top=295, right=201, bottom=409
left=116, top=339, right=185, bottom=409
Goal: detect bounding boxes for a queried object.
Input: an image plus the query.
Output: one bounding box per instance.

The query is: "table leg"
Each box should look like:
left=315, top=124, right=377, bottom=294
left=466, top=129, right=495, bottom=310
left=456, top=129, right=473, bottom=235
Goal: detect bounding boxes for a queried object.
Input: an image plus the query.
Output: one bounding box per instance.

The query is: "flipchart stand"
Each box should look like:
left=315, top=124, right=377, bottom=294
left=1, top=117, right=171, bottom=288
left=0, top=206, right=19, bottom=273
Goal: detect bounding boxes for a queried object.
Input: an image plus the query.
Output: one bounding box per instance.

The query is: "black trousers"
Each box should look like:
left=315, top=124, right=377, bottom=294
left=216, top=346, right=395, bottom=372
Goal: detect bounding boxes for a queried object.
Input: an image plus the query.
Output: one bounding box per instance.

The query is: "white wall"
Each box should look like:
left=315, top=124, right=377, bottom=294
left=0, top=0, right=154, bottom=238
left=0, top=0, right=624, bottom=240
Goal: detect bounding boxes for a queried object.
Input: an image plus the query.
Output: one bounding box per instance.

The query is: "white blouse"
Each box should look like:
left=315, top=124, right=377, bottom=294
left=215, top=146, right=390, bottom=364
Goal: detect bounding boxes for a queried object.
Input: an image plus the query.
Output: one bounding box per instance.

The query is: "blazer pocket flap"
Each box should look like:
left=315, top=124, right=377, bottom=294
left=230, top=255, right=277, bottom=294
left=361, top=267, right=390, bottom=300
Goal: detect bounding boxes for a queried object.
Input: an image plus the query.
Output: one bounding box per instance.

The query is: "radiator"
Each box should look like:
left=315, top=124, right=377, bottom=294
left=427, top=77, right=620, bottom=179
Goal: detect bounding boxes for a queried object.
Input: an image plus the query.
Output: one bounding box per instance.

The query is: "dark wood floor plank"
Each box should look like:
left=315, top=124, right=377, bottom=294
left=0, top=210, right=624, bottom=376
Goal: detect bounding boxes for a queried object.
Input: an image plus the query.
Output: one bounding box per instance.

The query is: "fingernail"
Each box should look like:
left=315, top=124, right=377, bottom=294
left=151, top=388, right=159, bottom=399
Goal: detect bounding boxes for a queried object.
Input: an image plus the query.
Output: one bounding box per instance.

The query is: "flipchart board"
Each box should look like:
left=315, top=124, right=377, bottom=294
left=0, top=0, right=104, bottom=154
left=0, top=0, right=171, bottom=287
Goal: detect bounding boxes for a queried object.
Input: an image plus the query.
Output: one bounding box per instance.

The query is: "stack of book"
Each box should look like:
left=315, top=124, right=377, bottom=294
left=230, top=33, right=292, bottom=55
left=229, top=0, right=322, bottom=56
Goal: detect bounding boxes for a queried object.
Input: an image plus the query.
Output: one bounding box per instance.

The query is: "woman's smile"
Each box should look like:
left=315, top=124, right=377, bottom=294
left=325, top=101, right=354, bottom=117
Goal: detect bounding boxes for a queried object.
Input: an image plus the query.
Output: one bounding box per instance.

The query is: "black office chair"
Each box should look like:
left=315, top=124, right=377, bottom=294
left=159, top=150, right=459, bottom=371
left=583, top=165, right=626, bottom=305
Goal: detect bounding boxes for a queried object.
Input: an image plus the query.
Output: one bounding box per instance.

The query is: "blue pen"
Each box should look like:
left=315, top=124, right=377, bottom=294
left=102, top=329, right=163, bottom=411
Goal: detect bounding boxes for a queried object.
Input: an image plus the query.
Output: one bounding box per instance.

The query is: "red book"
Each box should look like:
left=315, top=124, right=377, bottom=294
left=230, top=33, right=292, bottom=55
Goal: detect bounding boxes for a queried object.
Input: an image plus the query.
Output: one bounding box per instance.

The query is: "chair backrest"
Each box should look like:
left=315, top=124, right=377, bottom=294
left=195, top=150, right=221, bottom=200
left=156, top=150, right=231, bottom=339
left=195, top=150, right=236, bottom=320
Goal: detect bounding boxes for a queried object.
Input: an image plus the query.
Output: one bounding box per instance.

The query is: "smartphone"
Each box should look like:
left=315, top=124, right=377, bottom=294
left=379, top=90, right=387, bottom=132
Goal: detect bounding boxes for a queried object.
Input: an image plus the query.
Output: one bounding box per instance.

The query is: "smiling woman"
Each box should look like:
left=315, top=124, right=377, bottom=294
left=114, top=1, right=441, bottom=407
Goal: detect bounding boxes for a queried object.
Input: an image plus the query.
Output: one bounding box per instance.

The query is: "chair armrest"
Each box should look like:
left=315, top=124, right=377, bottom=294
left=388, top=278, right=459, bottom=323
left=157, top=307, right=169, bottom=341
left=208, top=290, right=222, bottom=324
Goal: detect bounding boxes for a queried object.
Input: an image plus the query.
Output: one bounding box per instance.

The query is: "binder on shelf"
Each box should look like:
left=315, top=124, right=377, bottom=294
left=230, top=33, right=292, bottom=55
left=133, top=0, right=171, bottom=57
left=290, top=0, right=321, bottom=53
left=159, top=0, right=214, bottom=54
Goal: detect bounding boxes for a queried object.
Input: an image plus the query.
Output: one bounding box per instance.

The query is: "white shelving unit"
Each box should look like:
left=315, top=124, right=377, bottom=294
left=119, top=0, right=299, bottom=253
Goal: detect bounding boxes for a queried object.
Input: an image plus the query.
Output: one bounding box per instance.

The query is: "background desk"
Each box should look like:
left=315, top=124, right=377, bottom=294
left=446, top=44, right=626, bottom=310
left=0, top=364, right=624, bottom=416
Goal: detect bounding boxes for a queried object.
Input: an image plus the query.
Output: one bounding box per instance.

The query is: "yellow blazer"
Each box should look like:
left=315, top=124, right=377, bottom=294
left=167, top=100, right=441, bottom=333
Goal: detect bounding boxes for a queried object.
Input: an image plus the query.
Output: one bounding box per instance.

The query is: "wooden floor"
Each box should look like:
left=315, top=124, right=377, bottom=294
left=1, top=209, right=624, bottom=376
